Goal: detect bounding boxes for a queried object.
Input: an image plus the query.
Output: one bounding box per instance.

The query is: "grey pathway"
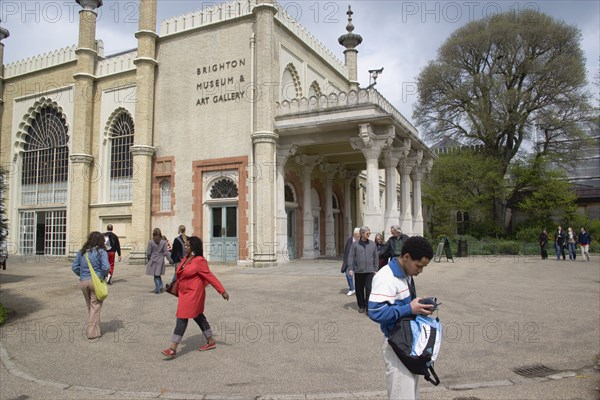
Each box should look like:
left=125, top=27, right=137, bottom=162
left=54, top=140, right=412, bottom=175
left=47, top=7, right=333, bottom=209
left=0, top=254, right=598, bottom=399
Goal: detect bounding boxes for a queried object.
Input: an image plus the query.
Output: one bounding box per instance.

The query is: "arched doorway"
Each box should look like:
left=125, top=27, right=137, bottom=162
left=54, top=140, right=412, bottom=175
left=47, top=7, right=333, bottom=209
left=206, top=178, right=238, bottom=262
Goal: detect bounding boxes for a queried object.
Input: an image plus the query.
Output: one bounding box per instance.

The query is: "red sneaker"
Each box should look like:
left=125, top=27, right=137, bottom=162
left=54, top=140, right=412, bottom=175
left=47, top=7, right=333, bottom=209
left=198, top=343, right=216, bottom=351
left=161, top=348, right=176, bottom=358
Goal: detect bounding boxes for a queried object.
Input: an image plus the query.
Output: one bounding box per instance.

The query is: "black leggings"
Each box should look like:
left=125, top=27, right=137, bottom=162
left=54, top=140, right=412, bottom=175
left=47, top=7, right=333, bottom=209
left=172, top=314, right=212, bottom=343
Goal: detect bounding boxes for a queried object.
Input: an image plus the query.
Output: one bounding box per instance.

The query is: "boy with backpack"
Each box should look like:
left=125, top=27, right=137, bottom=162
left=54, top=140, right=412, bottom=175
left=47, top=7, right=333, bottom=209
left=368, top=236, right=435, bottom=400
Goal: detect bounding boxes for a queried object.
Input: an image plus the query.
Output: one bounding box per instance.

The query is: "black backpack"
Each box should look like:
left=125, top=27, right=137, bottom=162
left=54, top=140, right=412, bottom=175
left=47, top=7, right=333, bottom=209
left=387, top=314, right=443, bottom=386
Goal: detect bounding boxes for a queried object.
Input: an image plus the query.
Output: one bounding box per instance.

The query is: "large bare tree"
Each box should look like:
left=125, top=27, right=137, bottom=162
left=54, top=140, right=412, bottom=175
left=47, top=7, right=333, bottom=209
left=414, top=10, right=592, bottom=229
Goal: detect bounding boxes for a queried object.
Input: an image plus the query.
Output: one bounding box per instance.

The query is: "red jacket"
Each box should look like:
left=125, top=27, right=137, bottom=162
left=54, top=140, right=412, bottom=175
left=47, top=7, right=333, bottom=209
left=176, top=256, right=225, bottom=319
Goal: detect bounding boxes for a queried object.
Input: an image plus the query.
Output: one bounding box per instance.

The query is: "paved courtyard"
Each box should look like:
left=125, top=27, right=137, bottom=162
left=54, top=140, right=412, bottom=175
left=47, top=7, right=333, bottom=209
left=0, top=254, right=598, bottom=399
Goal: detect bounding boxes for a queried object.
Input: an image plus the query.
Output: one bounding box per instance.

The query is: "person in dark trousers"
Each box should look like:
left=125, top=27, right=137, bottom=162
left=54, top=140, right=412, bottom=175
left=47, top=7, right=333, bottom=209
left=368, top=236, right=435, bottom=400
left=171, top=225, right=188, bottom=265
left=375, top=233, right=388, bottom=270
left=341, top=227, right=359, bottom=296
left=539, top=228, right=549, bottom=260
left=554, top=225, right=566, bottom=260
left=103, top=224, right=121, bottom=284
left=348, top=226, right=378, bottom=314
left=383, top=225, right=409, bottom=263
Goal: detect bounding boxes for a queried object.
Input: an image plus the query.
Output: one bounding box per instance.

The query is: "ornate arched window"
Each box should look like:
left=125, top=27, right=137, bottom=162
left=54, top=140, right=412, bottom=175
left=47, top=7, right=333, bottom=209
left=109, top=112, right=134, bottom=202
left=160, top=179, right=171, bottom=211
left=210, top=179, right=238, bottom=199
left=21, top=106, right=69, bottom=205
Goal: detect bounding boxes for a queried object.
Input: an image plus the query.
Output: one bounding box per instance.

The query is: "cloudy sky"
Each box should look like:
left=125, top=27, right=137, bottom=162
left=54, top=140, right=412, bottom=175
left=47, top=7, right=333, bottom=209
left=1, top=0, right=598, bottom=124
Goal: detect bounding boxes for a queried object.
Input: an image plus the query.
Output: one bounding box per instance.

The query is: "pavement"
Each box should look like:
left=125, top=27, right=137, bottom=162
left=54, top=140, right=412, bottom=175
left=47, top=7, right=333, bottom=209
left=0, top=253, right=599, bottom=400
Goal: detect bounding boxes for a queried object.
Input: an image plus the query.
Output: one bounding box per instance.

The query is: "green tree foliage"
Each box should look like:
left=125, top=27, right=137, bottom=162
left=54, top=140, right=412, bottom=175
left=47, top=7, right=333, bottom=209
left=414, top=10, right=592, bottom=227
left=423, top=152, right=505, bottom=238
left=509, top=156, right=577, bottom=225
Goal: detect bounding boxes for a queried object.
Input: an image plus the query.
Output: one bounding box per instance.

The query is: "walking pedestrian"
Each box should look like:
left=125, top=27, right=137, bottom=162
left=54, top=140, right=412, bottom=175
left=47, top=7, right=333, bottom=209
left=71, top=231, right=110, bottom=339
left=146, top=228, right=169, bottom=294
left=103, top=224, right=121, bottom=284
left=341, top=227, right=359, bottom=296
left=578, top=227, right=591, bottom=262
left=348, top=226, right=378, bottom=314
left=539, top=228, right=549, bottom=260
left=161, top=236, right=229, bottom=358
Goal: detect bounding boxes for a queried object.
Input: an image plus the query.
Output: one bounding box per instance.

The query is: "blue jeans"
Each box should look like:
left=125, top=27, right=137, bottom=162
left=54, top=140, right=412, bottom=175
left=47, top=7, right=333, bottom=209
left=154, top=276, right=163, bottom=293
left=567, top=243, right=576, bottom=260
left=345, top=270, right=354, bottom=291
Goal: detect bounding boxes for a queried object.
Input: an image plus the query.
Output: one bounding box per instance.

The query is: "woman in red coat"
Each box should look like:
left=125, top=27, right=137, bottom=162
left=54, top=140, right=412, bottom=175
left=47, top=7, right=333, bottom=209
left=162, top=236, right=229, bottom=358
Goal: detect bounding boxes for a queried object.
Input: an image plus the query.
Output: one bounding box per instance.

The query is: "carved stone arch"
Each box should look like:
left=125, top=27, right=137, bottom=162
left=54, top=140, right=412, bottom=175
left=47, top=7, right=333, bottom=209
left=308, top=80, right=322, bottom=99
left=103, top=107, right=134, bottom=145
left=14, top=97, right=69, bottom=161
left=282, top=62, right=302, bottom=100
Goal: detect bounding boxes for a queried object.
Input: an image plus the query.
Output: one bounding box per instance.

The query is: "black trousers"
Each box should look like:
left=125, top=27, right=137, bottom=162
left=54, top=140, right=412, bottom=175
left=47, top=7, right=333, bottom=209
left=174, top=314, right=211, bottom=338
left=354, top=272, right=374, bottom=309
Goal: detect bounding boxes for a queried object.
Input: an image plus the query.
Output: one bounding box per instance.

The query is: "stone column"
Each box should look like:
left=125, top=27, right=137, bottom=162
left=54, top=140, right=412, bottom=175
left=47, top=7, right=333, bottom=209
left=321, top=163, right=339, bottom=256
left=275, top=145, right=297, bottom=262
left=343, top=170, right=359, bottom=238
left=130, top=0, right=158, bottom=260
left=383, top=137, right=409, bottom=239
left=68, top=0, right=102, bottom=251
left=350, top=124, right=393, bottom=233
left=337, top=6, right=362, bottom=91
left=412, top=157, right=432, bottom=236
left=251, top=0, right=278, bottom=265
left=295, top=155, right=321, bottom=259
left=0, top=21, right=8, bottom=115
left=399, top=159, right=416, bottom=236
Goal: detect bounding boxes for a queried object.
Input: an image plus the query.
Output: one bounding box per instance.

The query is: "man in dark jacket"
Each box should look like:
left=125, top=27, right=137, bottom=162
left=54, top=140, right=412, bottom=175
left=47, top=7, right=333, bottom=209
left=348, top=226, right=378, bottom=314
left=103, top=224, right=121, bottom=284
left=384, top=225, right=409, bottom=263
left=171, top=225, right=188, bottom=265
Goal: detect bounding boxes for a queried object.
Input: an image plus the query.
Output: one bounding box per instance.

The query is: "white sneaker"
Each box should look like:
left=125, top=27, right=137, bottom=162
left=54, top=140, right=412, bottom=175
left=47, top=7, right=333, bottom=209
left=347, top=290, right=355, bottom=296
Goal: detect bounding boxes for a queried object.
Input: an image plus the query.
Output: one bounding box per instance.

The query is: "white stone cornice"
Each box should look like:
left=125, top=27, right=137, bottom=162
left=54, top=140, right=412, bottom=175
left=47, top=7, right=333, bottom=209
left=130, top=145, right=156, bottom=157
left=133, top=57, right=158, bottom=66
left=70, top=153, right=94, bottom=164
left=350, top=124, right=394, bottom=160
left=420, top=158, right=434, bottom=174
left=73, top=72, right=97, bottom=80
left=135, top=30, right=159, bottom=40
left=294, top=154, right=321, bottom=170
left=276, top=144, right=297, bottom=161
left=251, top=131, right=278, bottom=144
left=75, top=47, right=97, bottom=56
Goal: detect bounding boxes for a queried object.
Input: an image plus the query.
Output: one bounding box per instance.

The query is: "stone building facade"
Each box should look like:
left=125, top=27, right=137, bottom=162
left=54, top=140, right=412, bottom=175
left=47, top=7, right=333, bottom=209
left=0, top=0, right=435, bottom=264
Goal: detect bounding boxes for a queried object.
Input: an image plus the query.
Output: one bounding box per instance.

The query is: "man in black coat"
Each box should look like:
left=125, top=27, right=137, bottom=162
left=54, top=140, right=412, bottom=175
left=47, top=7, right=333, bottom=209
left=104, top=224, right=121, bottom=284
left=383, top=225, right=409, bottom=263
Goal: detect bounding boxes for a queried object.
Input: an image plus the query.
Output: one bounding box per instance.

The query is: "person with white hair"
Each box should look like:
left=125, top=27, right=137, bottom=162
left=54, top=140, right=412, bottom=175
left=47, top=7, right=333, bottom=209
left=348, top=226, right=378, bottom=314
left=383, top=225, right=409, bottom=263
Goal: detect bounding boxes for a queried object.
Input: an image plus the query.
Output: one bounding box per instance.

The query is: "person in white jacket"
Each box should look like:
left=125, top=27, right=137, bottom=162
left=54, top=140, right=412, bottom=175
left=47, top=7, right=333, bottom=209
left=368, top=236, right=435, bottom=400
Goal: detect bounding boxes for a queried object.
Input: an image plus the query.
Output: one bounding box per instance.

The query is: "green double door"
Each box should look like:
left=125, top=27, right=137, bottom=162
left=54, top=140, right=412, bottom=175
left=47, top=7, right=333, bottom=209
left=209, top=205, right=238, bottom=262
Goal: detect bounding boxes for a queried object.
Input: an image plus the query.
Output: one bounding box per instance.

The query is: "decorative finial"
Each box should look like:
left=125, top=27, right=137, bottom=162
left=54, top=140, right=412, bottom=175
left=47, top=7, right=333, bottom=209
left=338, top=5, right=362, bottom=49
left=346, top=6, right=354, bottom=33
left=0, top=18, right=9, bottom=42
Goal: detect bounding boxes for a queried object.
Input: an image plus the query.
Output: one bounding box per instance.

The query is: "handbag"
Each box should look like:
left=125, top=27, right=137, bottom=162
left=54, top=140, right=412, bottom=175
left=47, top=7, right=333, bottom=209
left=165, top=280, right=178, bottom=297
left=85, top=252, right=109, bottom=301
